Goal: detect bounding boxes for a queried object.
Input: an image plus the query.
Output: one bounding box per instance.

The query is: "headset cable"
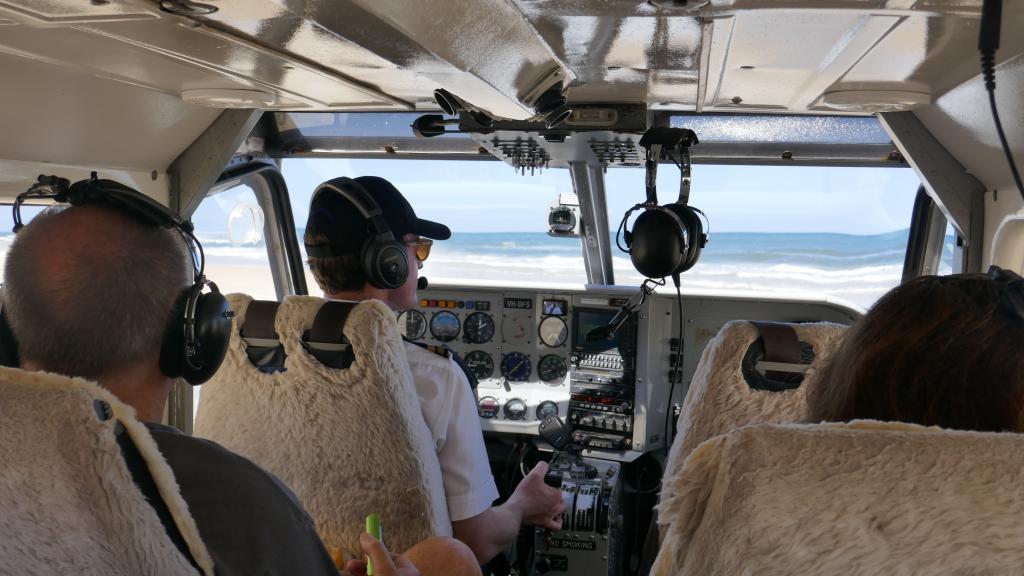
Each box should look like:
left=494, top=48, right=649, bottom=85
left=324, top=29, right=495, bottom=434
left=979, top=0, right=1024, bottom=202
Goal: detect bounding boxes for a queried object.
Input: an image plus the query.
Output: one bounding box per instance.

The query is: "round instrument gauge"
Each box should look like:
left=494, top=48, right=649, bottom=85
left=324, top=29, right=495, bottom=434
left=397, top=309, right=426, bottom=340
left=538, top=354, right=568, bottom=385
left=504, top=399, right=528, bottom=421
left=464, top=350, right=494, bottom=380
left=500, top=352, right=532, bottom=382
left=478, top=396, right=499, bottom=419
left=463, top=312, right=495, bottom=344
left=537, top=400, right=559, bottom=420
left=429, top=311, right=460, bottom=342
left=538, top=316, right=568, bottom=348
left=502, top=315, right=530, bottom=344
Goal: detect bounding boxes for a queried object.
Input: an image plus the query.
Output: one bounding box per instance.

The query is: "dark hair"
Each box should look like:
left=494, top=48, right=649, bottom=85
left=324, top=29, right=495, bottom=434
left=304, top=230, right=366, bottom=293
left=4, top=205, right=190, bottom=378
left=808, top=273, right=1024, bottom=432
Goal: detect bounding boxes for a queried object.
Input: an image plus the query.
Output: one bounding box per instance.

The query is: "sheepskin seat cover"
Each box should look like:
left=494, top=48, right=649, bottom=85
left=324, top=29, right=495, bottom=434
left=0, top=366, right=213, bottom=576
left=664, top=321, right=846, bottom=479
left=653, top=421, right=1024, bottom=576
left=194, top=294, right=450, bottom=563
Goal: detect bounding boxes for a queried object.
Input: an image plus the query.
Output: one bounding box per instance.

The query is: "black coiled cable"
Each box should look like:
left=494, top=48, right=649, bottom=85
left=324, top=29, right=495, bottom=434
left=980, top=46, right=1024, bottom=202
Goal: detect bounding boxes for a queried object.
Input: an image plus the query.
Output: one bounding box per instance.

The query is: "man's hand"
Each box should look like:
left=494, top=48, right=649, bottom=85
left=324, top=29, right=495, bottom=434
left=508, top=461, right=566, bottom=530
left=341, top=533, right=420, bottom=576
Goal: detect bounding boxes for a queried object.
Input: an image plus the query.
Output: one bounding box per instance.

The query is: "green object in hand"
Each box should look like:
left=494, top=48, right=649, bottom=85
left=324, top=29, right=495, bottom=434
left=366, top=513, right=382, bottom=576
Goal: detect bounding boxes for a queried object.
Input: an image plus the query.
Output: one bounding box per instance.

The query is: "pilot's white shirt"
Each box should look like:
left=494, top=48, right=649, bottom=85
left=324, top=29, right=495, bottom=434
left=403, top=340, right=500, bottom=522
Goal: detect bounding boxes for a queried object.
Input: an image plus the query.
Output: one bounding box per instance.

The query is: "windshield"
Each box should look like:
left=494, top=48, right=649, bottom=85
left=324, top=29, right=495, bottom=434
left=284, top=158, right=586, bottom=292
left=607, top=164, right=920, bottom=309
left=284, top=158, right=918, bottom=309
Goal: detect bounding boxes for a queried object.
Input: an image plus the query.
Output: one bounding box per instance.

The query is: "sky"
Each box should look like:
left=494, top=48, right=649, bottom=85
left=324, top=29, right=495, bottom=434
left=279, top=158, right=920, bottom=235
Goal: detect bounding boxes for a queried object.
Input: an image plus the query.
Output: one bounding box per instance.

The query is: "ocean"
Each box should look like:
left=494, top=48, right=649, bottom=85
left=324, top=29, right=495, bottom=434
left=0, top=229, right=951, bottom=310
left=413, top=229, right=950, bottom=310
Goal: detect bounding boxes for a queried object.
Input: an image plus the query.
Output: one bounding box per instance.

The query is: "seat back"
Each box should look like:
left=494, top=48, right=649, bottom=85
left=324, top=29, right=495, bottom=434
left=194, top=294, right=450, bottom=563
left=654, top=421, right=1024, bottom=575
left=664, top=321, right=846, bottom=478
left=0, top=366, right=213, bottom=576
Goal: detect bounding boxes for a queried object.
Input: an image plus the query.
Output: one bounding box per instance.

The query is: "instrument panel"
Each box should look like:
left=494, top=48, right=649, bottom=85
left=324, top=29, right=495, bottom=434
left=404, top=289, right=576, bottom=438
left=405, top=284, right=859, bottom=459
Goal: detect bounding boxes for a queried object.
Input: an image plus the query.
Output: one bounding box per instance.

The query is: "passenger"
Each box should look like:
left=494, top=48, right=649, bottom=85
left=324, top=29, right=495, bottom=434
left=3, top=201, right=479, bottom=576
left=304, top=176, right=567, bottom=563
left=808, top=269, right=1024, bottom=432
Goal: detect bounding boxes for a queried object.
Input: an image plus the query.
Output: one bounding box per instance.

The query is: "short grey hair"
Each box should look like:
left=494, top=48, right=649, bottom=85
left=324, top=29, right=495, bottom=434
left=3, top=205, right=190, bottom=378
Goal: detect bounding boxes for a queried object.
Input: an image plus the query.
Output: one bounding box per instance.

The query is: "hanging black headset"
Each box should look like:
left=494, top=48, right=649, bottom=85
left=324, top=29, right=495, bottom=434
left=618, top=127, right=708, bottom=281
left=307, top=177, right=410, bottom=290
left=10, top=173, right=232, bottom=385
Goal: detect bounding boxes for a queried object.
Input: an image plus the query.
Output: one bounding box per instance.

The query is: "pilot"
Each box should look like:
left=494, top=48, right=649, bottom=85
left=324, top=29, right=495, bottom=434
left=304, top=176, right=567, bottom=563
left=2, top=198, right=479, bottom=576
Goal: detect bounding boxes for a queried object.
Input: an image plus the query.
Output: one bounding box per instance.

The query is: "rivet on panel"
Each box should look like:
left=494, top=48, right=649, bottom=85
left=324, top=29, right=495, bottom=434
left=150, top=170, right=158, bottom=181
left=782, top=151, right=793, bottom=160
left=730, top=96, right=743, bottom=105
left=384, top=145, right=397, bottom=154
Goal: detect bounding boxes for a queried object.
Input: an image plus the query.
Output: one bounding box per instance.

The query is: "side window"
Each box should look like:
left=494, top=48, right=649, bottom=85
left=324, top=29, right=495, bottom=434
left=190, top=183, right=277, bottom=419
left=939, top=221, right=957, bottom=275
left=191, top=183, right=276, bottom=299
left=0, top=205, right=44, bottom=271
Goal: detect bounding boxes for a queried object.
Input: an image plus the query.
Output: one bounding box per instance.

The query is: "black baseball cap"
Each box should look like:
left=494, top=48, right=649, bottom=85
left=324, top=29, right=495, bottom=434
left=304, top=176, right=450, bottom=258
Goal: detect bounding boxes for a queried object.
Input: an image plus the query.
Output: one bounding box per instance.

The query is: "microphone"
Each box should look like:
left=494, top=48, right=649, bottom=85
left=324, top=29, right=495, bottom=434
left=585, top=305, right=630, bottom=342
left=584, top=277, right=665, bottom=342
left=417, top=276, right=428, bottom=290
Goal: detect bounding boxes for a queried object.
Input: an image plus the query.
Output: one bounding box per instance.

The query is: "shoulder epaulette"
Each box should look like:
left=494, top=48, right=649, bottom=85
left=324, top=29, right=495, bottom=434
left=404, top=337, right=451, bottom=358
left=403, top=337, right=477, bottom=390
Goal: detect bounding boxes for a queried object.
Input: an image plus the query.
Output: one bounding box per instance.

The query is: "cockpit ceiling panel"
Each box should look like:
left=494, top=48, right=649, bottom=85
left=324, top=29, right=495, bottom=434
left=516, top=9, right=703, bottom=108
left=0, top=0, right=1022, bottom=118
left=195, top=0, right=576, bottom=120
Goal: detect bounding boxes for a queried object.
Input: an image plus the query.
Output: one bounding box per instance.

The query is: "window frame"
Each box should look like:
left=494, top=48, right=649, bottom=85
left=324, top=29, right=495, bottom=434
left=202, top=159, right=308, bottom=299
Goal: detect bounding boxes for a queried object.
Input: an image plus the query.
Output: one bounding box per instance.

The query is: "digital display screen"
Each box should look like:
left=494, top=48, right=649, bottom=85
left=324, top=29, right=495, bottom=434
left=542, top=299, right=567, bottom=316
left=573, top=308, right=620, bottom=353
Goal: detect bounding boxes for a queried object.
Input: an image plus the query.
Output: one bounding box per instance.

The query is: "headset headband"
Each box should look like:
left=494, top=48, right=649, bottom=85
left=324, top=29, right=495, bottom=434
left=14, top=173, right=204, bottom=283
left=308, top=177, right=397, bottom=257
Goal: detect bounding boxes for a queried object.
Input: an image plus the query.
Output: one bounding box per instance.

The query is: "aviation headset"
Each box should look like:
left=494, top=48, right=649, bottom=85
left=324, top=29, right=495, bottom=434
left=306, top=177, right=410, bottom=290
left=618, top=127, right=708, bottom=280
left=10, top=173, right=232, bottom=385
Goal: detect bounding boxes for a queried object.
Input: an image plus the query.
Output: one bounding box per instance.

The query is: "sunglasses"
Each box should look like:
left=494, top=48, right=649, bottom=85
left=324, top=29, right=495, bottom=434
left=404, top=237, right=433, bottom=262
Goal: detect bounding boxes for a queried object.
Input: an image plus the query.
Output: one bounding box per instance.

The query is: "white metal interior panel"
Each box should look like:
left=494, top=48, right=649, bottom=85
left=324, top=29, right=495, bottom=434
left=914, top=50, right=1024, bottom=265
left=0, top=50, right=219, bottom=172
left=0, top=159, right=169, bottom=202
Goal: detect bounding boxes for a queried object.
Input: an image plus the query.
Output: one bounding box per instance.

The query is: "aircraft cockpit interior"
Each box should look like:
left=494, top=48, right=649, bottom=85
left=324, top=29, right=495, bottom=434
left=0, top=0, right=1023, bottom=575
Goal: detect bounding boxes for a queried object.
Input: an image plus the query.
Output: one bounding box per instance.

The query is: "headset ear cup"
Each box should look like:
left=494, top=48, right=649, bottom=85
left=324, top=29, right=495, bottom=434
left=362, top=237, right=409, bottom=290
left=672, top=205, right=704, bottom=273
left=159, top=284, right=232, bottom=385
left=159, top=289, right=190, bottom=380
left=183, top=288, right=231, bottom=384
left=629, top=208, right=686, bottom=279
